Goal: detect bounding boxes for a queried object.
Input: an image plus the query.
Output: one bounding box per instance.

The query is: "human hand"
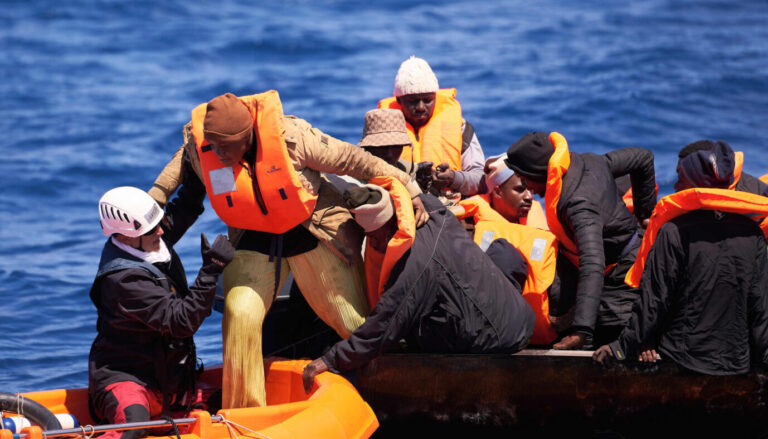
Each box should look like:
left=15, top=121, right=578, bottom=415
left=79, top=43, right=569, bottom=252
left=553, top=333, right=586, bottom=350
left=201, top=233, right=235, bottom=272
left=638, top=348, right=660, bottom=363
left=431, top=163, right=455, bottom=191
left=592, top=345, right=614, bottom=365
left=415, top=161, right=434, bottom=193
left=640, top=218, right=650, bottom=229
left=302, top=358, right=329, bottom=394
left=411, top=195, right=429, bottom=228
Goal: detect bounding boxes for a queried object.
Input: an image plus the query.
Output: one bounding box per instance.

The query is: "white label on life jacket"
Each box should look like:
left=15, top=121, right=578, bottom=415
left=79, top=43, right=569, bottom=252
left=479, top=230, right=496, bottom=252
left=530, top=237, right=546, bottom=261
left=209, top=167, right=237, bottom=195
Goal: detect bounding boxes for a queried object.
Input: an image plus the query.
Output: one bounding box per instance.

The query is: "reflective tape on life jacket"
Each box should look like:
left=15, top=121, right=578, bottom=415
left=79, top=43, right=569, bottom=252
left=625, top=188, right=768, bottom=288
left=729, top=151, right=744, bottom=190
left=379, top=89, right=463, bottom=170
left=363, top=176, right=416, bottom=310
left=456, top=196, right=558, bottom=345
left=191, top=91, right=318, bottom=233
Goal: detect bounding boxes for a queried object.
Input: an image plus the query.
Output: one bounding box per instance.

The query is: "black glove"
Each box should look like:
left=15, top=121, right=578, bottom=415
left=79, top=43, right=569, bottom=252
left=201, top=233, right=235, bottom=273
left=415, top=161, right=434, bottom=193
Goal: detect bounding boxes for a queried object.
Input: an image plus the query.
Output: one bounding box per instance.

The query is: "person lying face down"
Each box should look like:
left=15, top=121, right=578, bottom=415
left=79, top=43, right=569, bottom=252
left=302, top=183, right=535, bottom=392
left=593, top=141, right=768, bottom=374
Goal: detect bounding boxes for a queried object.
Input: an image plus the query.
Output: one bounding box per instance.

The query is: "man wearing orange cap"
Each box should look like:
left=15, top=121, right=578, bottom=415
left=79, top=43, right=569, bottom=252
left=148, top=91, right=427, bottom=409
left=378, top=56, right=486, bottom=198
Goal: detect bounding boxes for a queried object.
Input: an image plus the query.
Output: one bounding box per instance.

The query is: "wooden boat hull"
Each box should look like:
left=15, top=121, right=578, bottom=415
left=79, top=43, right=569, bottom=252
left=356, top=350, right=768, bottom=436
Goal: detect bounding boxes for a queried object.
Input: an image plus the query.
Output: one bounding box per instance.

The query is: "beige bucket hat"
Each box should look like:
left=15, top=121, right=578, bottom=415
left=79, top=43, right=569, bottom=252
left=357, top=109, right=412, bottom=148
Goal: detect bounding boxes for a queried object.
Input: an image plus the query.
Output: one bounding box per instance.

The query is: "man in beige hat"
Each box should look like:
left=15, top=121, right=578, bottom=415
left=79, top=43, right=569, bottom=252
left=357, top=108, right=415, bottom=174
left=378, top=56, right=486, bottom=197
left=147, top=91, right=428, bottom=410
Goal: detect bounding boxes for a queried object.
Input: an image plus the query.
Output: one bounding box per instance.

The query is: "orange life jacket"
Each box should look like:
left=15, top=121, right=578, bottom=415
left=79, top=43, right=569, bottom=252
left=378, top=89, right=463, bottom=170
left=761, top=174, right=768, bottom=184
left=456, top=196, right=559, bottom=345
left=729, top=151, right=744, bottom=190
left=625, top=188, right=768, bottom=288
left=190, top=91, right=318, bottom=234
left=363, top=176, right=416, bottom=310
left=543, top=132, right=581, bottom=267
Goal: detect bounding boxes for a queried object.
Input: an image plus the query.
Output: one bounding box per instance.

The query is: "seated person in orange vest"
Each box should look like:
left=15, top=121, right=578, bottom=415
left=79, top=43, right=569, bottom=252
left=593, top=141, right=768, bottom=373
left=505, top=132, right=657, bottom=350
left=480, top=154, right=548, bottom=228
left=452, top=165, right=560, bottom=345
left=676, top=139, right=768, bottom=197
left=146, top=91, right=428, bottom=409
left=90, top=187, right=234, bottom=439
left=378, top=56, right=485, bottom=197
left=301, top=180, right=535, bottom=390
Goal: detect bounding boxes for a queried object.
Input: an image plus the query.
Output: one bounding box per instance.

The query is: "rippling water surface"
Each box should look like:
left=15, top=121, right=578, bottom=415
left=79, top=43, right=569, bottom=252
left=1, top=0, right=767, bottom=393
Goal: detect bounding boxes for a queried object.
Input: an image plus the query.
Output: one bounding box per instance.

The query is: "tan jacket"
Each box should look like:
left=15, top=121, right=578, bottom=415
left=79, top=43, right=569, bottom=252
left=149, top=116, right=420, bottom=264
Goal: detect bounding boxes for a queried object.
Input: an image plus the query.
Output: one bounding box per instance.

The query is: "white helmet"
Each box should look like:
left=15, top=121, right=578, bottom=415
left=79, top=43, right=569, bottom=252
left=98, top=186, right=163, bottom=237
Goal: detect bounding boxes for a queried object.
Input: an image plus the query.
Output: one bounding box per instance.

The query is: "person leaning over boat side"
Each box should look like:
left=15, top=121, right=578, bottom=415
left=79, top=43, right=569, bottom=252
left=301, top=179, right=535, bottom=391
left=593, top=141, right=768, bottom=374
left=676, top=139, right=768, bottom=196
left=378, top=56, right=485, bottom=198
left=89, top=187, right=235, bottom=439
left=505, top=132, right=657, bottom=350
left=147, top=91, right=428, bottom=409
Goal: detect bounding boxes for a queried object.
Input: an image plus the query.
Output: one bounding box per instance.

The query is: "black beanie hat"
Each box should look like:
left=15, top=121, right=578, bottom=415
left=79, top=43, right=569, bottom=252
left=505, top=132, right=555, bottom=182
left=676, top=140, right=735, bottom=189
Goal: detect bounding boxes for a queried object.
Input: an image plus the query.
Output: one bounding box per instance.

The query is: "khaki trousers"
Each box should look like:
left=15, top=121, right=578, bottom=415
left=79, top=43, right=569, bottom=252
left=221, top=243, right=368, bottom=409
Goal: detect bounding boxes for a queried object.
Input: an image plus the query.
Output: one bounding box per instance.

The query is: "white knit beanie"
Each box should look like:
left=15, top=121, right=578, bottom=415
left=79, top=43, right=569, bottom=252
left=393, top=56, right=439, bottom=97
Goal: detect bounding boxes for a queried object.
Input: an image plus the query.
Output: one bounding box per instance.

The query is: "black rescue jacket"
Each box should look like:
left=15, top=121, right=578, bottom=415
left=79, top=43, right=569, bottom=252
left=88, top=181, right=214, bottom=414
left=322, top=195, right=535, bottom=373
left=558, top=147, right=656, bottom=333
left=611, top=210, right=768, bottom=375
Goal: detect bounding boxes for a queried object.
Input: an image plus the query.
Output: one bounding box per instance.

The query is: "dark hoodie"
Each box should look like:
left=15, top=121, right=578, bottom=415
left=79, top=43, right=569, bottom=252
left=611, top=142, right=768, bottom=375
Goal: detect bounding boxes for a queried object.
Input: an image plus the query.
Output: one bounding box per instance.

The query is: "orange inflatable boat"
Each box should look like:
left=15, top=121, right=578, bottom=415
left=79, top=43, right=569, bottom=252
left=0, top=360, right=378, bottom=439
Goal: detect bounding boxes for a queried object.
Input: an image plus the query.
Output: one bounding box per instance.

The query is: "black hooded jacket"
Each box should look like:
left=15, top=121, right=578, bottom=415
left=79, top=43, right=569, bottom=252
left=610, top=210, right=768, bottom=374
left=557, top=147, right=656, bottom=333
left=610, top=144, right=768, bottom=374
left=322, top=195, right=535, bottom=373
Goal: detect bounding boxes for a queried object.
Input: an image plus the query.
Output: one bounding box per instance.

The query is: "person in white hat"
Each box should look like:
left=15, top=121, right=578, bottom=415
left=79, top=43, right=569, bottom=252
left=89, top=186, right=234, bottom=439
left=378, top=56, right=486, bottom=198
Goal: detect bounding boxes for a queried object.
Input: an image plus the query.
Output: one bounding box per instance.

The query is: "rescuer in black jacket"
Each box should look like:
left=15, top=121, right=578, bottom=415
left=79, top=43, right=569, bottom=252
left=504, top=132, right=657, bottom=349
left=89, top=185, right=234, bottom=439
left=594, top=141, right=768, bottom=374
left=302, top=185, right=535, bottom=391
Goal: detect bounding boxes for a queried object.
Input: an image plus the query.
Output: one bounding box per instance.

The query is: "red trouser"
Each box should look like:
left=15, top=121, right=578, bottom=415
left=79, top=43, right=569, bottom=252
left=93, top=382, right=214, bottom=439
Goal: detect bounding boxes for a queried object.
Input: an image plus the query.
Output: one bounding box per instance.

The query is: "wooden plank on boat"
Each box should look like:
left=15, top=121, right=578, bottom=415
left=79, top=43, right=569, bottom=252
left=356, top=350, right=768, bottom=435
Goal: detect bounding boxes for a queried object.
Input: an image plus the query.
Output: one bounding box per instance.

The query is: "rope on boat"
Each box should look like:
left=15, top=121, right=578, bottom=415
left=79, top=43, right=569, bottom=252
left=218, top=414, right=273, bottom=439
left=77, top=424, right=95, bottom=439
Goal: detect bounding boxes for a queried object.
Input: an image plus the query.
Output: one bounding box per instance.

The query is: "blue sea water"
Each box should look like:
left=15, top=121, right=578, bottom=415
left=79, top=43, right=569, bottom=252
left=1, top=0, right=767, bottom=394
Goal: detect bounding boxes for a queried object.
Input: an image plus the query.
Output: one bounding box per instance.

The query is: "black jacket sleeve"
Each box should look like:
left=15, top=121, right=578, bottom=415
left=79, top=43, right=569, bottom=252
left=565, top=197, right=607, bottom=332
left=612, top=223, right=680, bottom=359
left=747, top=233, right=768, bottom=365
left=603, top=147, right=656, bottom=221
left=321, top=256, right=422, bottom=373
left=161, top=160, right=206, bottom=247
left=103, top=265, right=216, bottom=339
